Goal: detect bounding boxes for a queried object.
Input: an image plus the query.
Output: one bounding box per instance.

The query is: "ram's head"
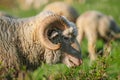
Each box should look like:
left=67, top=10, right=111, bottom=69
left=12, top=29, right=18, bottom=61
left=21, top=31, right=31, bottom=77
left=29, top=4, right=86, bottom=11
left=37, top=12, right=82, bottom=67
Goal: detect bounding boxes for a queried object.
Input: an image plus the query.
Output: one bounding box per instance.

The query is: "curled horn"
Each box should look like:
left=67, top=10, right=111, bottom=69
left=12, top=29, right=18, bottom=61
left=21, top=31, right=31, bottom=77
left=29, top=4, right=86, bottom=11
left=39, top=12, right=69, bottom=50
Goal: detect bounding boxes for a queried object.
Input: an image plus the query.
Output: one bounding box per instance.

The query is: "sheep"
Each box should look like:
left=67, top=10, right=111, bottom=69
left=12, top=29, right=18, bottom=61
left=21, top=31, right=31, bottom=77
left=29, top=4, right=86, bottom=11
left=0, top=11, right=82, bottom=74
left=43, top=1, right=79, bottom=23
left=76, top=10, right=120, bottom=61
left=16, top=0, right=49, bottom=10
left=65, top=0, right=86, bottom=4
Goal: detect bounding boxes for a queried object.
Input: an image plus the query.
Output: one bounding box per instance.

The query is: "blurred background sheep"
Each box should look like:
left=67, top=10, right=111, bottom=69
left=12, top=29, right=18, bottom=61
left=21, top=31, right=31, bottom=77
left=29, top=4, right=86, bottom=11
left=76, top=10, right=120, bottom=61
left=16, top=0, right=49, bottom=10
left=43, top=1, right=79, bottom=22
left=16, top=0, right=86, bottom=10
left=0, top=0, right=85, bottom=10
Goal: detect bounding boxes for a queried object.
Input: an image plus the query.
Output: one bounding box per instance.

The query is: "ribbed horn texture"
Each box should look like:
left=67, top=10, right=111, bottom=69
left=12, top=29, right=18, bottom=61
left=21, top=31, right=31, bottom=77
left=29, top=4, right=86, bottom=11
left=39, top=12, right=69, bottom=50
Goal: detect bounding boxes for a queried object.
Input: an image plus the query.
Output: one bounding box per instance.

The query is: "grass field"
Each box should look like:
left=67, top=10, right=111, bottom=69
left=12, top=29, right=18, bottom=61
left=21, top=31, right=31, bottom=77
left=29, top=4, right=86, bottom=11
left=0, top=0, right=120, bottom=80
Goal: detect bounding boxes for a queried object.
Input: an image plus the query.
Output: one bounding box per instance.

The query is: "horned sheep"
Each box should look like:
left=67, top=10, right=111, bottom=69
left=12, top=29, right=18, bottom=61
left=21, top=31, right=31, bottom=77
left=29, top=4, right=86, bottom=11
left=0, top=11, right=82, bottom=74
left=76, top=10, right=120, bottom=61
left=43, top=1, right=79, bottom=22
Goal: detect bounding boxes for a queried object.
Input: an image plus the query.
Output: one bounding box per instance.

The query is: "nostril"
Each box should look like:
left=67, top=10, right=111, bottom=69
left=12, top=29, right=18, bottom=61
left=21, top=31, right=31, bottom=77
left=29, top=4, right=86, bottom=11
left=63, top=37, right=69, bottom=40
left=79, top=59, right=83, bottom=65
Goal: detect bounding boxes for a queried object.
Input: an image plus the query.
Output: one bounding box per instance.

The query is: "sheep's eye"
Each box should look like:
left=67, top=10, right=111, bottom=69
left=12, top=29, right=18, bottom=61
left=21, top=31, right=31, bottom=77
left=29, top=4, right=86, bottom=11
left=63, top=37, right=69, bottom=40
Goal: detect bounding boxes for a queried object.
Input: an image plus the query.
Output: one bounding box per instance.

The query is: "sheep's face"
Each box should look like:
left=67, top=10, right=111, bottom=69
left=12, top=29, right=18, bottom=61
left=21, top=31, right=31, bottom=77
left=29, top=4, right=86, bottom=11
left=38, top=13, right=82, bottom=67
left=60, top=37, right=82, bottom=67
left=45, top=28, right=82, bottom=67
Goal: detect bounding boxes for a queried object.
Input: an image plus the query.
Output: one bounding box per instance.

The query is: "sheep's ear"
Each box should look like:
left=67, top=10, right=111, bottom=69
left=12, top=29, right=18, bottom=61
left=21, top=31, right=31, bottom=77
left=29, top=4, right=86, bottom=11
left=50, top=31, right=59, bottom=39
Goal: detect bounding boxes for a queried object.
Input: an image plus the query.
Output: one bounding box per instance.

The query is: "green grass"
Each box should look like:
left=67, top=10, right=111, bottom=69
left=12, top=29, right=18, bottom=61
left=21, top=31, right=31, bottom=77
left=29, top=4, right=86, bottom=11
left=0, top=0, right=120, bottom=79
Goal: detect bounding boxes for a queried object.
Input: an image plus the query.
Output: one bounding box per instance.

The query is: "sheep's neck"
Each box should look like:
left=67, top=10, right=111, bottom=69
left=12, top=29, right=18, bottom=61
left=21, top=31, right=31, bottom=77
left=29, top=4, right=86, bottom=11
left=15, top=18, right=45, bottom=69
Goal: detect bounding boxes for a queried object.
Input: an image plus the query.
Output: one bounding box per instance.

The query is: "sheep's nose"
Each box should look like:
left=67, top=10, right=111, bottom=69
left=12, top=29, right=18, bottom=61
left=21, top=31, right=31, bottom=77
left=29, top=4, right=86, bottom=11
left=78, top=59, right=83, bottom=66
left=68, top=54, right=82, bottom=67
left=74, top=59, right=82, bottom=66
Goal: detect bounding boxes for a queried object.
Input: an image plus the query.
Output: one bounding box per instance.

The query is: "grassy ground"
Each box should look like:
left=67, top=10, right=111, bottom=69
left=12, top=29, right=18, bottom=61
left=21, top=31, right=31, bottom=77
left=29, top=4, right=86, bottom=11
left=0, top=0, right=120, bottom=80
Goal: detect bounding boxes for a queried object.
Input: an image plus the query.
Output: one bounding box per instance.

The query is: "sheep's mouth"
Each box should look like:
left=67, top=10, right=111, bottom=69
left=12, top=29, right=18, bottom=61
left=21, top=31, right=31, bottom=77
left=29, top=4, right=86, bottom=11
left=63, top=54, right=82, bottom=67
left=68, top=54, right=82, bottom=67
